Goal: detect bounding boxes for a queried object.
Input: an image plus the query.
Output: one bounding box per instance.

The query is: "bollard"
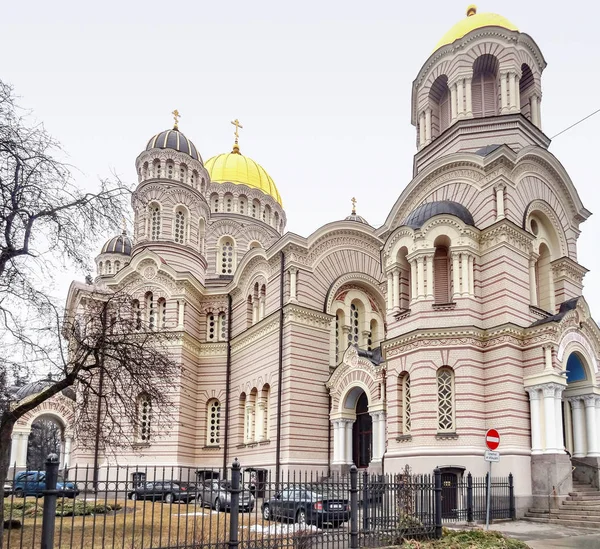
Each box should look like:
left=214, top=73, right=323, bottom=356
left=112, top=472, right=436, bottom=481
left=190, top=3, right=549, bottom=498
left=350, top=465, right=358, bottom=549
left=40, top=453, right=60, bottom=549
left=433, top=467, right=442, bottom=539
left=509, top=473, right=516, bottom=520
left=228, top=458, right=241, bottom=549
left=467, top=472, right=473, bottom=523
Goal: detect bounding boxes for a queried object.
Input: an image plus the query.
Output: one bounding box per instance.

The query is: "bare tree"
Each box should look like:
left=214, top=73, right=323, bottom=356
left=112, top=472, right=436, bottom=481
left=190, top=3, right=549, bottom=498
left=26, top=418, right=62, bottom=471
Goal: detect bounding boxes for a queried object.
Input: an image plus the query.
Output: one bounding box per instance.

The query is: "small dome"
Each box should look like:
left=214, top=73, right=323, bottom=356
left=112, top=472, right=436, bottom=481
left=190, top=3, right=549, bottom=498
left=402, top=200, right=475, bottom=229
left=13, top=378, right=75, bottom=402
left=434, top=6, right=518, bottom=51
left=101, top=230, right=132, bottom=255
left=205, top=145, right=282, bottom=205
left=345, top=213, right=370, bottom=225
left=146, top=129, right=201, bottom=161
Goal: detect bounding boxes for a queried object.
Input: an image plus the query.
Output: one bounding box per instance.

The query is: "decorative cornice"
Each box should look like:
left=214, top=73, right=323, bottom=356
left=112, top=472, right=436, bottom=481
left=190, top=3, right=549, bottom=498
left=479, top=219, right=533, bottom=256
left=231, top=313, right=279, bottom=354
left=551, top=256, right=588, bottom=285
left=284, top=304, right=333, bottom=330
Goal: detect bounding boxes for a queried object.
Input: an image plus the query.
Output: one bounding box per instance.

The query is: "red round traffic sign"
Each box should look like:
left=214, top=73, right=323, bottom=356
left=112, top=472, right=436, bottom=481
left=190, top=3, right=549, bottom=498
left=486, top=429, right=500, bottom=451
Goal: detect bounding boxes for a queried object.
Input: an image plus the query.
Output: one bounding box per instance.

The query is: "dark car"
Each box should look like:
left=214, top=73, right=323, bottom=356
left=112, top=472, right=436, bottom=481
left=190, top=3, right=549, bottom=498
left=198, top=479, right=254, bottom=512
left=261, top=488, right=350, bottom=527
left=13, top=471, right=79, bottom=498
left=128, top=481, right=196, bottom=503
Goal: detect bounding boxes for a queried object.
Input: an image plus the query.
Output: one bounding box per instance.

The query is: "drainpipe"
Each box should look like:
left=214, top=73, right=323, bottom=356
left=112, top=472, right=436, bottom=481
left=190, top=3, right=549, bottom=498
left=222, top=293, right=233, bottom=478
left=327, top=394, right=332, bottom=478
left=275, top=251, right=285, bottom=486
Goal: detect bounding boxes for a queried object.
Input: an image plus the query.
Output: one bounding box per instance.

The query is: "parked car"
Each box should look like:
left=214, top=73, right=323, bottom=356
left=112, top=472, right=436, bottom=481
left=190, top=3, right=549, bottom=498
left=261, top=488, right=350, bottom=527
left=128, top=481, right=196, bottom=503
left=12, top=471, right=79, bottom=498
left=3, top=481, right=12, bottom=496
left=198, top=479, right=254, bottom=512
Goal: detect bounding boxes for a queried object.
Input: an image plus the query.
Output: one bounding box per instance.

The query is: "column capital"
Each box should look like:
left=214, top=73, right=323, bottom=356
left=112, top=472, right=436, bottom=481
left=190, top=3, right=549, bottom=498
left=583, top=394, right=597, bottom=407
left=568, top=397, right=584, bottom=409
left=542, top=384, right=556, bottom=398
left=525, top=386, right=542, bottom=399
left=494, top=182, right=507, bottom=192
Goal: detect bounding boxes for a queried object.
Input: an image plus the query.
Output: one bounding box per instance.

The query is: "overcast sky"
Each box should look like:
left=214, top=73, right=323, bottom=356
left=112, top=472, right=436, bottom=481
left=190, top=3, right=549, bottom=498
left=2, top=1, right=599, bottom=313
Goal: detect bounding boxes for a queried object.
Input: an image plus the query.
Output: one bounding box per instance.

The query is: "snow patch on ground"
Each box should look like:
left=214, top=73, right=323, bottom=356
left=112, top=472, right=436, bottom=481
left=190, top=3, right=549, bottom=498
left=248, top=523, right=319, bottom=535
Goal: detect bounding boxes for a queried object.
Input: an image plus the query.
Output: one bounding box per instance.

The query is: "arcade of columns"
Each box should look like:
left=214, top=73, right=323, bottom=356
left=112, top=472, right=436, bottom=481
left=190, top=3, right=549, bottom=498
left=331, top=412, right=386, bottom=467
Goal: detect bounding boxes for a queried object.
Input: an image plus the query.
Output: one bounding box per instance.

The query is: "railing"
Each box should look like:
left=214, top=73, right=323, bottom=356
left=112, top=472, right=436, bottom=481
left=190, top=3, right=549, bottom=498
left=2, top=457, right=514, bottom=549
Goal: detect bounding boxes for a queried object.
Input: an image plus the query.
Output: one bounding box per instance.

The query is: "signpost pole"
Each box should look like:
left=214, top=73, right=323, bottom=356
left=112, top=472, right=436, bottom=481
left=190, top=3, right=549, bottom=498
left=485, top=459, right=492, bottom=530
left=484, top=429, right=500, bottom=531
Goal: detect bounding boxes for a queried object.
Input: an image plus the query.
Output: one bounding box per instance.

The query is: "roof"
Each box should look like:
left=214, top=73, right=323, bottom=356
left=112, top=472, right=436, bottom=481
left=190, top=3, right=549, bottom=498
left=13, top=378, right=76, bottom=402
left=101, top=231, right=132, bottom=256
left=530, top=298, right=579, bottom=327
left=146, top=129, right=200, bottom=162
left=402, top=200, right=475, bottom=229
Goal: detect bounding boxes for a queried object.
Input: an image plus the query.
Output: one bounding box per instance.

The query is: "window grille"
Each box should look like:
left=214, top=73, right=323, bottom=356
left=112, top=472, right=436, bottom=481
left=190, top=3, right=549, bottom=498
left=207, top=400, right=221, bottom=445
left=174, top=210, right=185, bottom=244
left=138, top=395, right=152, bottom=442
left=403, top=375, right=412, bottom=433
left=150, top=205, right=161, bottom=240
left=220, top=239, right=234, bottom=274
left=437, top=368, right=454, bottom=431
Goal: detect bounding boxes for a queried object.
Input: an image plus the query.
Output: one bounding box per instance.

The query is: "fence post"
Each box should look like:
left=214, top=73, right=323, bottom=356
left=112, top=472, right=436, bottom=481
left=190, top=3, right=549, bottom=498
left=362, top=470, right=369, bottom=531
left=466, top=472, right=473, bottom=523
left=350, top=465, right=359, bottom=549
left=433, top=467, right=442, bottom=539
left=40, top=453, right=60, bottom=549
left=228, top=458, right=241, bottom=549
left=509, top=473, right=516, bottom=520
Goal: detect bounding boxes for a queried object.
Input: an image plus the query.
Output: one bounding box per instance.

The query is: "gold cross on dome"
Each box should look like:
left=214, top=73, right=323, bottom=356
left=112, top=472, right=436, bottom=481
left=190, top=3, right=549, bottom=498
left=231, top=118, right=243, bottom=142
left=351, top=197, right=357, bottom=214
left=172, top=109, right=181, bottom=130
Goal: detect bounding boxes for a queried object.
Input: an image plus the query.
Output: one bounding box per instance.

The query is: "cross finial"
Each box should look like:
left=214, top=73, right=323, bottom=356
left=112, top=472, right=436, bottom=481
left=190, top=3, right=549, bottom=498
left=172, top=109, right=181, bottom=130
left=351, top=197, right=357, bottom=215
left=122, top=216, right=127, bottom=234
left=231, top=118, right=243, bottom=145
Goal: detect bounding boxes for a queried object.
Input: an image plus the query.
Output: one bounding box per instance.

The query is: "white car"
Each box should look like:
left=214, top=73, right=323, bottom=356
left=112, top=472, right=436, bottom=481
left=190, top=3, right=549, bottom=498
left=3, top=481, right=13, bottom=496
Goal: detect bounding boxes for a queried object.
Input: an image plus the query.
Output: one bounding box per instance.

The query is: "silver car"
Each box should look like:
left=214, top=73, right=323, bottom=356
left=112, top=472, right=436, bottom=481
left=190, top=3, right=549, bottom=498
left=199, top=479, right=254, bottom=512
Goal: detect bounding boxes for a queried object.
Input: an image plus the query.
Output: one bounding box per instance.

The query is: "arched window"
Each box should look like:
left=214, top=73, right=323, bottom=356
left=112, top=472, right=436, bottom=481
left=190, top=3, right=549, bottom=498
left=398, top=246, right=411, bottom=308
left=239, top=393, right=247, bottom=443
left=249, top=241, right=261, bottom=249
left=137, top=393, right=152, bottom=443
left=251, top=199, right=260, bottom=218
left=429, top=75, right=451, bottom=136
left=146, top=292, right=155, bottom=330
left=152, top=160, right=161, bottom=178
left=174, top=208, right=186, bottom=244
left=401, top=373, right=411, bottom=434
left=149, top=203, right=161, bottom=240
left=199, top=217, right=206, bottom=254
left=207, top=399, right=221, bottom=446
left=348, top=301, right=361, bottom=346
left=247, top=295, right=253, bottom=328
left=437, top=367, right=455, bottom=432
left=106, top=261, right=112, bottom=275
left=207, top=313, right=216, bottom=341
left=520, top=64, right=535, bottom=119
left=274, top=211, right=280, bottom=229
left=132, top=299, right=141, bottom=330
left=264, top=205, right=271, bottom=224
left=224, top=193, right=233, bottom=213
left=98, top=261, right=103, bottom=275
left=190, top=170, right=197, bottom=187
left=179, top=164, right=187, bottom=183
left=433, top=236, right=451, bottom=304
left=219, top=237, right=236, bottom=275
left=335, top=310, right=345, bottom=363
left=142, top=162, right=149, bottom=180
left=239, top=195, right=247, bottom=215
left=114, top=260, right=121, bottom=273
left=218, top=312, right=227, bottom=341
left=200, top=177, right=205, bottom=194
left=245, top=390, right=257, bottom=443
left=260, top=385, right=270, bottom=440
left=566, top=353, right=588, bottom=383
left=166, top=160, right=174, bottom=179
left=211, top=193, right=220, bottom=213
left=535, top=243, right=553, bottom=312
left=472, top=55, right=499, bottom=118
left=157, top=298, right=167, bottom=329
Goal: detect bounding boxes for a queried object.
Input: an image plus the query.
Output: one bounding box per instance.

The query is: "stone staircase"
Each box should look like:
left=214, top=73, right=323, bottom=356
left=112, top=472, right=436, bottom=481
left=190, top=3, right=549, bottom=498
left=524, top=480, right=600, bottom=528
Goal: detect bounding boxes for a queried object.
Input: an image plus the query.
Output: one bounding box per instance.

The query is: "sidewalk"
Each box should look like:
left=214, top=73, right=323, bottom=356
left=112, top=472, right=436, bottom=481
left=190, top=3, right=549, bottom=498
left=489, top=520, right=600, bottom=548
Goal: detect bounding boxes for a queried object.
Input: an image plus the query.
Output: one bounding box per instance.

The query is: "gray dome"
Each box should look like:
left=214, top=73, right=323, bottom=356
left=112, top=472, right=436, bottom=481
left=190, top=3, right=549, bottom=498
left=146, top=129, right=200, bottom=161
left=402, top=200, right=475, bottom=229
left=345, top=213, right=370, bottom=225
left=101, top=231, right=132, bottom=256
left=13, top=378, right=76, bottom=402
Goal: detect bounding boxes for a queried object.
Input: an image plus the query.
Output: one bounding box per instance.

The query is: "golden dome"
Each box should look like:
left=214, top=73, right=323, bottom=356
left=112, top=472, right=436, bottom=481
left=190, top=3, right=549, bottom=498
left=434, top=5, right=518, bottom=51
left=205, top=145, right=282, bottom=206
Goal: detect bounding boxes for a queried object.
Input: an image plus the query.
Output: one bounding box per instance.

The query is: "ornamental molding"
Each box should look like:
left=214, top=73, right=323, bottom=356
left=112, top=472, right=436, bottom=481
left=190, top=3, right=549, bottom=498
left=208, top=216, right=279, bottom=243
left=551, top=257, right=588, bottom=285
left=231, top=314, right=280, bottom=354
left=284, top=304, right=333, bottom=330
left=382, top=227, right=416, bottom=261
left=305, top=230, right=383, bottom=266
left=135, top=148, right=207, bottom=173
left=236, top=256, right=271, bottom=297
left=325, top=272, right=387, bottom=315
left=133, top=183, right=208, bottom=216
left=205, top=181, right=286, bottom=221
left=205, top=219, right=244, bottom=238
left=14, top=393, right=76, bottom=436
left=557, top=329, right=599, bottom=373
left=479, top=220, right=534, bottom=255
left=525, top=199, right=569, bottom=257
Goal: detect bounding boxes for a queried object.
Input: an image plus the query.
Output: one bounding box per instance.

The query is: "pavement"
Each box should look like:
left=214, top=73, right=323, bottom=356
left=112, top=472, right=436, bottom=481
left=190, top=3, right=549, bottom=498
left=488, top=520, right=600, bottom=548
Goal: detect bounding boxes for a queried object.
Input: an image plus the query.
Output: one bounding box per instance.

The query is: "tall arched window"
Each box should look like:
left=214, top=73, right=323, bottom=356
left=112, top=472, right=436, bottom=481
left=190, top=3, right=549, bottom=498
left=114, top=260, right=121, bottom=272
left=219, top=237, right=236, bottom=275
left=520, top=64, right=535, bottom=119
left=239, top=393, right=247, bottom=443
left=207, top=313, right=216, bottom=341
left=152, top=160, right=161, bottom=178
left=251, top=200, right=260, bottom=218
left=472, top=55, right=499, bottom=118
left=348, top=302, right=360, bottom=346
left=429, top=75, right=451, bottom=136
left=437, top=367, right=455, bottom=432
left=218, top=312, right=227, bottom=341
left=98, top=261, right=103, bottom=275
left=174, top=208, right=186, bottom=244
left=106, top=261, right=112, bottom=275
left=239, top=195, right=247, bottom=215
left=274, top=211, right=280, bottom=229
left=179, top=164, right=188, bottom=183
left=247, top=295, right=254, bottom=328
left=190, top=170, right=198, bottom=187
left=211, top=193, right=220, bottom=213
left=224, top=193, right=233, bottom=213
left=157, top=298, right=167, bottom=329
left=264, top=205, right=271, bottom=224
left=149, top=203, right=161, bottom=240
left=138, top=393, right=152, bottom=443
left=368, top=319, right=378, bottom=351
left=166, top=161, right=174, bottom=179
left=535, top=243, right=553, bottom=312
left=398, top=246, right=411, bottom=308
left=146, top=292, right=155, bottom=330
left=132, top=299, right=142, bottom=330
left=433, top=236, right=451, bottom=304
left=207, top=399, right=221, bottom=446
left=401, top=373, right=411, bottom=434
left=260, top=385, right=270, bottom=440
left=335, top=310, right=345, bottom=363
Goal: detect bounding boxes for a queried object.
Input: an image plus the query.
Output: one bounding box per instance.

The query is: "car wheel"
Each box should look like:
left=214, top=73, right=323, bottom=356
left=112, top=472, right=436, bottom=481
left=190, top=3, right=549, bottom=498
left=165, top=493, right=174, bottom=504
left=296, top=509, right=307, bottom=526
left=214, top=498, right=221, bottom=512
left=262, top=504, right=272, bottom=520
left=131, top=493, right=137, bottom=501
left=14, top=488, right=24, bottom=498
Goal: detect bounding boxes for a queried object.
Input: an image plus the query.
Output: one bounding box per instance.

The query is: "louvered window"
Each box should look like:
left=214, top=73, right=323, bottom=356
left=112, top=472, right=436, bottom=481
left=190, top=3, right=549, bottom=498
left=472, top=69, right=498, bottom=117
left=434, top=247, right=450, bottom=304
left=439, top=88, right=450, bottom=131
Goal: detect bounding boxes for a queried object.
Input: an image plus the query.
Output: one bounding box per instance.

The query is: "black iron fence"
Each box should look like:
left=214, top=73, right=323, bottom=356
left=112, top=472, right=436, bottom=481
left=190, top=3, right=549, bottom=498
left=2, top=456, right=514, bottom=549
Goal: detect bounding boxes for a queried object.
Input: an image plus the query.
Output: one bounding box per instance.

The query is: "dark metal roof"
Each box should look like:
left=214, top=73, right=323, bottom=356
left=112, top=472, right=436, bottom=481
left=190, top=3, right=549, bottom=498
left=475, top=144, right=502, bottom=156
left=530, top=297, right=579, bottom=327
left=344, top=213, right=370, bottom=225
left=13, top=379, right=76, bottom=402
left=146, top=129, right=200, bottom=161
left=402, top=200, right=475, bottom=229
left=358, top=347, right=384, bottom=365
left=101, top=231, right=132, bottom=256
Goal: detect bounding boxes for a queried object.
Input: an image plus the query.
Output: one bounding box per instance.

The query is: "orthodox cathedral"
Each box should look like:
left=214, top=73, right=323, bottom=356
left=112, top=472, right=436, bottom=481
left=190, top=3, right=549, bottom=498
left=9, top=6, right=600, bottom=515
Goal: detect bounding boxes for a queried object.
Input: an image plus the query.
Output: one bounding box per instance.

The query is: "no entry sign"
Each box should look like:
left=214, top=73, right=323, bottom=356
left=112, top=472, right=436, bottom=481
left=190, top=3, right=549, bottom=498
left=486, top=429, right=500, bottom=451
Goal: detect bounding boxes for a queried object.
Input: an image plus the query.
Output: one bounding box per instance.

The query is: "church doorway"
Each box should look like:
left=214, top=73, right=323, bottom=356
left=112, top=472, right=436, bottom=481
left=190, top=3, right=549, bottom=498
left=352, top=392, right=372, bottom=468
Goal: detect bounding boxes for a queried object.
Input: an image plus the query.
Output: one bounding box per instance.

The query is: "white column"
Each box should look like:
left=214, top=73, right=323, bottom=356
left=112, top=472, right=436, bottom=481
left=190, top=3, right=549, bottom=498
left=531, top=95, right=540, bottom=127
left=500, top=73, right=508, bottom=114
left=177, top=300, right=185, bottom=329
left=289, top=269, right=298, bottom=303
left=392, top=269, right=400, bottom=310
left=63, top=437, right=72, bottom=468
left=425, top=108, right=432, bottom=143
left=332, top=421, right=340, bottom=463
left=426, top=255, right=434, bottom=299
left=378, top=412, right=386, bottom=459
left=17, top=433, right=28, bottom=467
left=450, top=83, right=457, bottom=122
left=509, top=72, right=517, bottom=112
left=596, top=399, right=600, bottom=448
left=371, top=413, right=381, bottom=461
left=495, top=185, right=505, bottom=220
left=461, top=253, right=469, bottom=295
left=526, top=388, right=543, bottom=455
left=419, top=112, right=425, bottom=147
left=10, top=434, right=19, bottom=467
left=570, top=398, right=586, bottom=458
left=469, top=255, right=475, bottom=296
left=543, top=384, right=557, bottom=453
left=417, top=257, right=425, bottom=299
left=457, top=79, right=464, bottom=118
left=584, top=396, right=600, bottom=457
left=452, top=252, right=460, bottom=299
left=386, top=272, right=393, bottom=311
left=529, top=256, right=538, bottom=307
left=410, top=260, right=417, bottom=303
left=345, top=420, right=354, bottom=465
left=465, top=77, right=473, bottom=117
left=554, top=386, right=565, bottom=454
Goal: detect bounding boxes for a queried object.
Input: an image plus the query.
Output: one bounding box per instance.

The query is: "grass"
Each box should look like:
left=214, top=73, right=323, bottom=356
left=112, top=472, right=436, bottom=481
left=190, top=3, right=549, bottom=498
left=4, top=500, right=122, bottom=518
left=402, top=529, right=530, bottom=548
